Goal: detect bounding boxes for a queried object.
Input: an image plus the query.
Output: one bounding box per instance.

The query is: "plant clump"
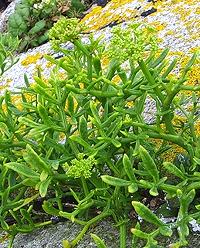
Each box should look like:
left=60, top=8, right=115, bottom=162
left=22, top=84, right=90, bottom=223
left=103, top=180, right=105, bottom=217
left=0, top=18, right=200, bottom=248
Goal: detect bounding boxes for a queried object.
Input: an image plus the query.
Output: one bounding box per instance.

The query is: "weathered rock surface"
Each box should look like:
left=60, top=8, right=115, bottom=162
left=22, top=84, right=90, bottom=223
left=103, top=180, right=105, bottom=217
left=1, top=220, right=121, bottom=248
left=2, top=219, right=200, bottom=247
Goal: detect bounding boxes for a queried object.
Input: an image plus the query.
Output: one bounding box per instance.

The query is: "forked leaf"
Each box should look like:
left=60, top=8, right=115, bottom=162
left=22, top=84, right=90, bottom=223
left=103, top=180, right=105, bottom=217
left=139, top=146, right=159, bottom=183
left=13, top=193, right=39, bottom=211
left=149, top=186, right=159, bottom=196
left=163, top=162, right=186, bottom=180
left=123, top=154, right=137, bottom=182
left=39, top=177, right=52, bottom=197
left=5, top=162, right=39, bottom=179
left=132, top=201, right=163, bottom=227
left=24, top=145, right=52, bottom=175
left=20, top=209, right=34, bottom=225
left=101, top=175, right=131, bottom=187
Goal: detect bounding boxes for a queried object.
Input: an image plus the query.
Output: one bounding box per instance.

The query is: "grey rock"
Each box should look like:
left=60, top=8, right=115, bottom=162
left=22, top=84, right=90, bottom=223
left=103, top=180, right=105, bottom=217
left=2, top=219, right=200, bottom=247
left=0, top=219, right=120, bottom=248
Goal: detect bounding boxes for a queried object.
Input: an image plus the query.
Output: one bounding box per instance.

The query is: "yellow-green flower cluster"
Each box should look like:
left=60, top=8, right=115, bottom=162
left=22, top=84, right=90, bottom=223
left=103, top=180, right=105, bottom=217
left=64, top=153, right=96, bottom=179
left=48, top=17, right=84, bottom=49
left=108, top=23, right=158, bottom=63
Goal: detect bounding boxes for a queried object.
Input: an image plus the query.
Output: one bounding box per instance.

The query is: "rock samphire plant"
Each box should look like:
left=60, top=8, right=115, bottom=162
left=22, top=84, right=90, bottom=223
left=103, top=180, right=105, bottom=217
left=0, top=18, right=200, bottom=248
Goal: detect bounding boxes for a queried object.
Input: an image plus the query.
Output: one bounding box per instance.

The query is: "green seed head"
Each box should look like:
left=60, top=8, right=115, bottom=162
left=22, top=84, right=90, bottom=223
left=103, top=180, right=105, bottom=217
left=48, top=17, right=85, bottom=49
left=108, top=23, right=158, bottom=63
left=65, top=153, right=96, bottom=179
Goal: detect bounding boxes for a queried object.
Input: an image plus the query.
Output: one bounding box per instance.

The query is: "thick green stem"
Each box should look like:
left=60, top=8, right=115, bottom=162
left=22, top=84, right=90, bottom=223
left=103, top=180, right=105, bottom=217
left=71, top=210, right=112, bottom=247
left=81, top=177, right=89, bottom=197
left=55, top=85, right=69, bottom=136
left=8, top=235, right=15, bottom=248
left=161, top=89, right=178, bottom=134
left=138, top=180, right=177, bottom=194
left=71, top=223, right=90, bottom=247
left=74, top=40, right=90, bottom=57
left=55, top=188, right=63, bottom=211
left=73, top=40, right=93, bottom=81
left=87, top=55, right=93, bottom=81
left=35, top=220, right=52, bottom=228
left=113, top=186, right=120, bottom=210
left=120, top=222, right=126, bottom=248
left=128, top=122, right=194, bottom=156
left=138, top=60, right=164, bottom=103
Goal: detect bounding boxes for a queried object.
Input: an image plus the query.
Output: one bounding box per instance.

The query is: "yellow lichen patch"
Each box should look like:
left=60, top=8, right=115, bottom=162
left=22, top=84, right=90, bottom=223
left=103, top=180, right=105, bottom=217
left=46, top=61, right=54, bottom=68
left=161, top=143, right=186, bottom=162
left=112, top=75, right=121, bottom=84
left=64, top=96, right=78, bottom=112
left=154, top=23, right=166, bottom=31
left=42, top=77, right=50, bottom=84
left=80, top=0, right=142, bottom=32
left=101, top=56, right=110, bottom=69
left=126, top=101, right=134, bottom=107
left=59, top=132, right=66, bottom=142
left=79, top=83, right=84, bottom=89
left=58, top=72, right=67, bottom=80
left=195, top=121, right=200, bottom=136
left=81, top=0, right=160, bottom=32
left=0, top=233, right=9, bottom=244
left=1, top=94, right=31, bottom=113
left=195, top=7, right=200, bottom=15
left=172, top=115, right=187, bottom=126
left=149, top=135, right=186, bottom=162
left=21, top=53, right=43, bottom=66
left=10, top=95, right=26, bottom=111
left=183, top=65, right=200, bottom=96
